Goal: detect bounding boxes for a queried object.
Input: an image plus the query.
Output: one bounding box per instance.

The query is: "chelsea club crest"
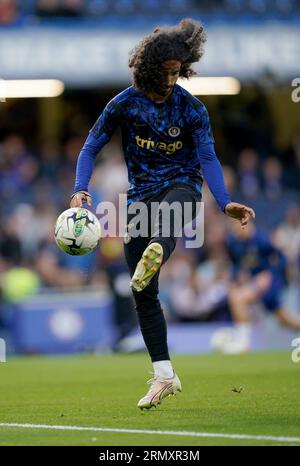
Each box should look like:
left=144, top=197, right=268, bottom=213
left=168, top=126, right=181, bottom=138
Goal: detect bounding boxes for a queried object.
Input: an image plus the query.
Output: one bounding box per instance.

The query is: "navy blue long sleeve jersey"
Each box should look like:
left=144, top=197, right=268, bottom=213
left=226, top=230, right=287, bottom=311
left=227, top=230, right=286, bottom=278
left=74, top=84, right=231, bottom=210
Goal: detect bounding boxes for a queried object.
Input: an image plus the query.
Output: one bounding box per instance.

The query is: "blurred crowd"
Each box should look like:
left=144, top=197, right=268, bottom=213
left=0, top=124, right=299, bottom=332
left=1, top=0, right=300, bottom=25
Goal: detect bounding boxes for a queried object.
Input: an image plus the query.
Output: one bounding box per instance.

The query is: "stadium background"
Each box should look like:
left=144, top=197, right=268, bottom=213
left=0, top=0, right=299, bottom=356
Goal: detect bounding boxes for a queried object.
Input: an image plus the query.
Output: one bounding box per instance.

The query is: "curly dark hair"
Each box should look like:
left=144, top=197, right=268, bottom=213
left=129, top=18, right=207, bottom=94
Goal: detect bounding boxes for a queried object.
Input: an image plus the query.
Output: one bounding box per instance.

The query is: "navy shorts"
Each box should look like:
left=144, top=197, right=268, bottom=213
left=261, top=273, right=284, bottom=312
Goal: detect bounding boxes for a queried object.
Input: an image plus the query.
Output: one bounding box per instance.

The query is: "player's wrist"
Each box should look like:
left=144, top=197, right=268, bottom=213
left=223, top=201, right=232, bottom=213
left=70, top=190, right=90, bottom=200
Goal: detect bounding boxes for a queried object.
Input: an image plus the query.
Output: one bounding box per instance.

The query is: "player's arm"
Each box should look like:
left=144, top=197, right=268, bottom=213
left=275, top=308, right=300, bottom=330
left=191, top=104, right=255, bottom=226
left=266, top=240, right=299, bottom=330
left=71, top=99, right=123, bottom=208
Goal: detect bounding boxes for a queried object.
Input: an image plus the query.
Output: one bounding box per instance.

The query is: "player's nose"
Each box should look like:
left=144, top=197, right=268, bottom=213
left=166, top=75, right=174, bottom=86
left=164, top=81, right=173, bottom=91
left=163, top=74, right=171, bottom=86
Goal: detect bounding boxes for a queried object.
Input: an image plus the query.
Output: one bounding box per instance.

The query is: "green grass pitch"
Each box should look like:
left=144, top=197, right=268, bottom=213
left=0, top=351, right=299, bottom=446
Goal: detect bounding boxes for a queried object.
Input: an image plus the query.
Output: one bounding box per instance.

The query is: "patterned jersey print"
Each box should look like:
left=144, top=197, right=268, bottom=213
left=90, top=84, right=214, bottom=203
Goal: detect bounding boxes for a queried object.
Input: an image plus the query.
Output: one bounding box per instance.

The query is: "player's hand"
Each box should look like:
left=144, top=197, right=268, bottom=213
left=70, top=191, right=92, bottom=208
left=224, top=202, right=255, bottom=227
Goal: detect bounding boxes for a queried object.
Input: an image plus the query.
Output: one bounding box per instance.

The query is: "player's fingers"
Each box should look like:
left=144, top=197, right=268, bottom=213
left=70, top=197, right=78, bottom=208
left=241, top=211, right=251, bottom=227
left=245, top=207, right=255, bottom=219
left=74, top=194, right=83, bottom=208
left=237, top=206, right=254, bottom=226
left=86, top=195, right=92, bottom=206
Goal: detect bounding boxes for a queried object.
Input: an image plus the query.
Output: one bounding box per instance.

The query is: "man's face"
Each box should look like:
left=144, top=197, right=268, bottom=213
left=154, top=60, right=181, bottom=98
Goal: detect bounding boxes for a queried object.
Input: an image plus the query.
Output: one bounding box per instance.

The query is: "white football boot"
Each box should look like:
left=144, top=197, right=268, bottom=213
left=137, top=373, right=182, bottom=410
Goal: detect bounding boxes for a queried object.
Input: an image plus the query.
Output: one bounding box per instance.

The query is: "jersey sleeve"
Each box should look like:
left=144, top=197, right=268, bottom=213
left=73, top=98, right=123, bottom=194
left=90, top=98, right=123, bottom=143
left=189, top=100, right=215, bottom=144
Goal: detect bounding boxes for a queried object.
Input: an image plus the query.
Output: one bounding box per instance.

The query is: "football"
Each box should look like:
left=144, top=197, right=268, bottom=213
left=54, top=207, right=101, bottom=256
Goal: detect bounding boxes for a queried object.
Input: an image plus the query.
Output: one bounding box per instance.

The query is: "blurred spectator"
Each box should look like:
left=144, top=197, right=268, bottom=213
left=63, top=0, right=84, bottom=15
left=39, top=140, right=62, bottom=181
left=35, top=0, right=84, bottom=17
left=262, top=157, right=283, bottom=200
left=91, top=147, right=137, bottom=350
left=211, top=221, right=300, bottom=354
left=114, top=0, right=135, bottom=15
left=273, top=204, right=300, bottom=281
left=35, top=247, right=86, bottom=287
left=35, top=0, right=60, bottom=17
left=237, top=148, right=261, bottom=200
left=249, top=0, right=267, bottom=14
left=93, top=149, right=129, bottom=201
left=224, top=0, right=245, bottom=13
left=167, top=251, right=230, bottom=322
left=0, top=0, right=19, bottom=24
left=0, top=222, right=22, bottom=266
left=64, top=135, right=86, bottom=169
left=87, top=0, right=110, bottom=16
left=0, top=134, right=39, bottom=209
left=286, top=136, right=300, bottom=189
left=222, top=165, right=238, bottom=197
left=1, top=0, right=299, bottom=21
left=100, top=237, right=137, bottom=347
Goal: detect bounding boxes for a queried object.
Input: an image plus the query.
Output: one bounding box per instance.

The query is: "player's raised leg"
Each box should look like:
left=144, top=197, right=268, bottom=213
left=131, top=185, right=201, bottom=293
left=130, top=242, right=163, bottom=292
